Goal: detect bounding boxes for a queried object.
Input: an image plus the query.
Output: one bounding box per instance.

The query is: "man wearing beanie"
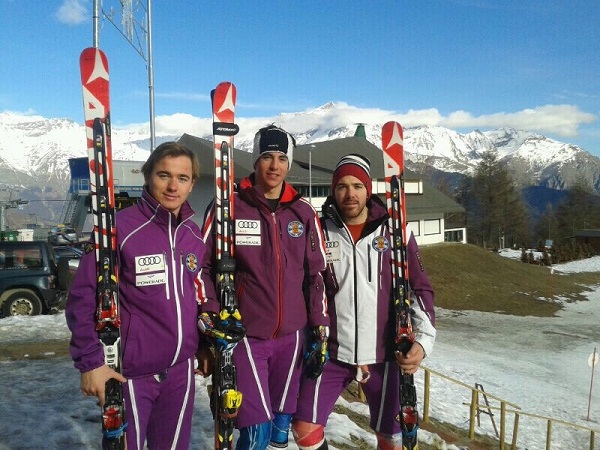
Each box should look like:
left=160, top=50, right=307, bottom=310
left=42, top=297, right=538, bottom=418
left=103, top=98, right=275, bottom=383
left=292, top=154, right=436, bottom=450
left=198, top=125, right=329, bottom=450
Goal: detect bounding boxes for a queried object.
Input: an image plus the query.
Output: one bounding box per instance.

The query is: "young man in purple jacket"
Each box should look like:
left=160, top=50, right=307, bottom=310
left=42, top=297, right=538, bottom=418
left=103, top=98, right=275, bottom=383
left=292, top=154, right=436, bottom=450
left=66, top=142, right=209, bottom=450
left=198, top=125, right=329, bottom=450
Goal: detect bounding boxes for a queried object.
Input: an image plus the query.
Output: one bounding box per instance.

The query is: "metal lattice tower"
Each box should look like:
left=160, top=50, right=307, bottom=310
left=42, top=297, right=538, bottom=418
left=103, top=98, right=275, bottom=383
left=93, top=0, right=156, bottom=150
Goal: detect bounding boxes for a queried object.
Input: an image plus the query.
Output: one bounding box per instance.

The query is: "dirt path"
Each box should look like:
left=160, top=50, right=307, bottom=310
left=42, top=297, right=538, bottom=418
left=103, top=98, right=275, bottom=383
left=0, top=340, right=70, bottom=361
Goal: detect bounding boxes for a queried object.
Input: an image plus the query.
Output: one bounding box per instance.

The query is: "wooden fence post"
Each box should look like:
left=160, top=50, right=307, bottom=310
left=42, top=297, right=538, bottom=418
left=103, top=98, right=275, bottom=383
left=469, top=389, right=478, bottom=439
left=423, top=369, right=431, bottom=423
left=511, top=413, right=520, bottom=449
left=499, top=402, right=506, bottom=450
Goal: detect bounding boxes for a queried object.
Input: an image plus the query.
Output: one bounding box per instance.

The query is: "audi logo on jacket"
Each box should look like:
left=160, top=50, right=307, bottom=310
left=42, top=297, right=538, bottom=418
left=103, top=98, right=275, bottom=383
left=198, top=176, right=329, bottom=339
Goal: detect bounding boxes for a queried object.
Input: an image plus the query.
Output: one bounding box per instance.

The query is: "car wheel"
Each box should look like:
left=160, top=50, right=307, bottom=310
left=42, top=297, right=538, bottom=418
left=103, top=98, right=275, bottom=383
left=1, top=289, right=43, bottom=317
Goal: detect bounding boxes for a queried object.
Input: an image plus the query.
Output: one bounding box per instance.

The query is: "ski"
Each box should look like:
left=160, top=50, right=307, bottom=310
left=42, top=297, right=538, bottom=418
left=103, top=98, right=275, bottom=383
left=381, top=121, right=419, bottom=450
left=80, top=47, right=126, bottom=450
left=210, top=81, right=243, bottom=450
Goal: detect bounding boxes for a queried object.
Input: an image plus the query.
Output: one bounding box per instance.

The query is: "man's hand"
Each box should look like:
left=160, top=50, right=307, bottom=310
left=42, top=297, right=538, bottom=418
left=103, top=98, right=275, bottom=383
left=395, top=342, right=425, bottom=374
left=198, top=310, right=245, bottom=351
left=304, top=325, right=329, bottom=380
left=80, top=365, right=127, bottom=407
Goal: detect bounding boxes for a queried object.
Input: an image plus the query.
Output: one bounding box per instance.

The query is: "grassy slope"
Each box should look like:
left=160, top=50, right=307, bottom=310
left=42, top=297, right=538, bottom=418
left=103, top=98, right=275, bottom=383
left=419, top=243, right=599, bottom=317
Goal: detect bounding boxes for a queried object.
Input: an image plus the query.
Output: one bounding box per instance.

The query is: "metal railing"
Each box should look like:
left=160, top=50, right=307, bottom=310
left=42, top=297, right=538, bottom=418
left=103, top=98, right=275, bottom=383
left=421, top=366, right=599, bottom=449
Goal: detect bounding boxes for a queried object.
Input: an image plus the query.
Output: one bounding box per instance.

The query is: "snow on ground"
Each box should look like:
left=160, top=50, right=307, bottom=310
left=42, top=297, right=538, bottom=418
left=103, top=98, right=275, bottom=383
left=0, top=314, right=458, bottom=450
left=497, top=248, right=600, bottom=274
left=1, top=255, right=599, bottom=449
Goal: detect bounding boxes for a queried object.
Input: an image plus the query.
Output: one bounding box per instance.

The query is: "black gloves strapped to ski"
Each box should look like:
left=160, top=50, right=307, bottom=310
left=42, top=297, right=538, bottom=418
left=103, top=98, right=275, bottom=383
left=304, top=325, right=330, bottom=379
left=198, top=310, right=246, bottom=351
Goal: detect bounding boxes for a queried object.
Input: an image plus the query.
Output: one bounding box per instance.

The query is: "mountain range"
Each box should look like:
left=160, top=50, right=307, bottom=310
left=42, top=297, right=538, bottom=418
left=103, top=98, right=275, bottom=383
left=0, top=103, right=599, bottom=228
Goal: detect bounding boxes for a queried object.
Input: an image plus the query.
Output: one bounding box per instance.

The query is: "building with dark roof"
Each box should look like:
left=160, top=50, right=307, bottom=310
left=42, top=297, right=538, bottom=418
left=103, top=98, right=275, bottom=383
left=66, top=130, right=466, bottom=245
left=573, top=229, right=600, bottom=252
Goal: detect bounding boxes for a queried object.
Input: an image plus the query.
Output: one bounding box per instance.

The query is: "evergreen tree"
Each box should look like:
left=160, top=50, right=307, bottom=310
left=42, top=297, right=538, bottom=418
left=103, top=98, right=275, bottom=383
left=554, top=181, right=600, bottom=241
left=470, top=151, right=530, bottom=249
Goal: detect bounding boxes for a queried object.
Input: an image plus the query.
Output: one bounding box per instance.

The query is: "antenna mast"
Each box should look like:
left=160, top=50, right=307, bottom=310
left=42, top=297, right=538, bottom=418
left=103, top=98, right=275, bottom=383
left=96, top=0, right=156, bottom=150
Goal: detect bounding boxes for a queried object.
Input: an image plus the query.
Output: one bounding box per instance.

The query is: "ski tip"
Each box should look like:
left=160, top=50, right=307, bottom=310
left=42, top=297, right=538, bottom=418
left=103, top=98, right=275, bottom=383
left=212, top=82, right=237, bottom=117
left=214, top=81, right=237, bottom=96
left=80, top=46, right=107, bottom=57
left=79, top=47, right=109, bottom=69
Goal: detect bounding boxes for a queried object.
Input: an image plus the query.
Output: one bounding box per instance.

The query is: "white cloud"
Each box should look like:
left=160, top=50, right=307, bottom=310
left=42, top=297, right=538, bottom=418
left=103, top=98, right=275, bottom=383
left=437, top=104, right=596, bottom=137
left=112, top=102, right=597, bottom=143
left=55, top=0, right=87, bottom=25
left=276, top=102, right=596, bottom=139
left=308, top=103, right=597, bottom=138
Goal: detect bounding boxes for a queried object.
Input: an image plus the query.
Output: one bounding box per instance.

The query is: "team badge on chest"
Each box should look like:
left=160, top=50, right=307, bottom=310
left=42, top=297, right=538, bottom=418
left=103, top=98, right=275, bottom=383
left=371, top=235, right=389, bottom=253
left=186, top=253, right=198, bottom=272
left=287, top=221, right=304, bottom=237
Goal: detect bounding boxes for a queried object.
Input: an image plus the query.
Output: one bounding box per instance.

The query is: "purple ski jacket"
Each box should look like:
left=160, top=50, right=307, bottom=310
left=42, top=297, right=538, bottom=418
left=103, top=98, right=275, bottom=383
left=320, top=195, right=436, bottom=365
left=66, top=188, right=206, bottom=378
left=198, top=175, right=329, bottom=339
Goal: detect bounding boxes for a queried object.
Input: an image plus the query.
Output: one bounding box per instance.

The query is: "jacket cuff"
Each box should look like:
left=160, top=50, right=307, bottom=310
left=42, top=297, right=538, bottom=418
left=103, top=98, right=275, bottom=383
left=415, top=330, right=436, bottom=359
left=74, top=351, right=106, bottom=374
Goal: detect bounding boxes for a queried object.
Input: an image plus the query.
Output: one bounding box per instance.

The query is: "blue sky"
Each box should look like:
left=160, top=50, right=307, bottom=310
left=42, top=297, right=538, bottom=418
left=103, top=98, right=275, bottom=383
left=1, top=0, right=599, bottom=155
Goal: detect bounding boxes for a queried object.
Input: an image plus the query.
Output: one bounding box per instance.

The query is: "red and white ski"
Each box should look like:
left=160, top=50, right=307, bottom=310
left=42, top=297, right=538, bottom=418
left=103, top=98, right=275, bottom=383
left=210, top=81, right=244, bottom=450
left=381, top=121, right=419, bottom=450
left=79, top=47, right=126, bottom=450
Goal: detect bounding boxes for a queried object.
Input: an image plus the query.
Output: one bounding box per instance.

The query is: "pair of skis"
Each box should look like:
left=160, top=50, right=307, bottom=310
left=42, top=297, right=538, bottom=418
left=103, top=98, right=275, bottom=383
left=382, top=121, right=420, bottom=450
left=209, top=81, right=244, bottom=450
left=80, top=47, right=126, bottom=449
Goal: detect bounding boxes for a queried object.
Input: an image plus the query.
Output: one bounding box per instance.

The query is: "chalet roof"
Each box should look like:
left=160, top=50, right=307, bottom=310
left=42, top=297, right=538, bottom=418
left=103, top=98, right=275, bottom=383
left=574, top=229, right=600, bottom=238
left=178, top=133, right=254, bottom=176
left=295, top=137, right=463, bottom=214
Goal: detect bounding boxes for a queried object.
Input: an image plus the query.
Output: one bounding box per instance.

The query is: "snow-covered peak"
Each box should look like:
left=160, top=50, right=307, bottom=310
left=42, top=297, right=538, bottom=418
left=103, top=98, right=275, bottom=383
left=0, top=106, right=597, bottom=190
